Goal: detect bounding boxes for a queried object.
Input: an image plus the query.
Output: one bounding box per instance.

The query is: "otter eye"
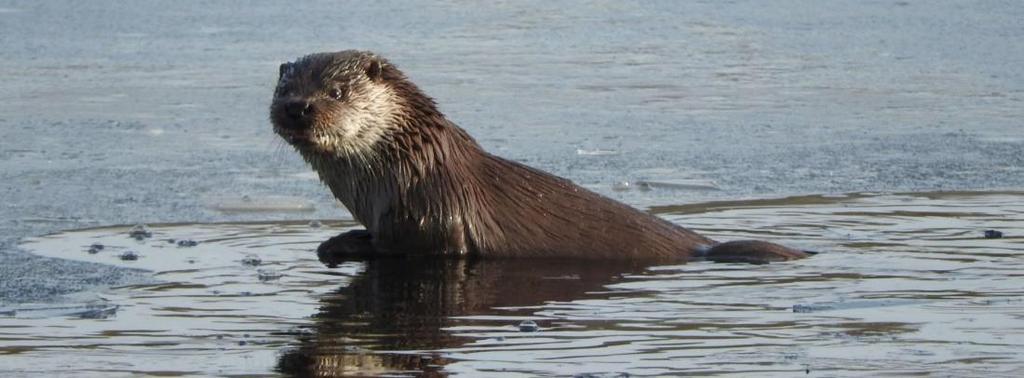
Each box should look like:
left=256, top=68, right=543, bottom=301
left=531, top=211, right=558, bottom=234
left=328, top=87, right=346, bottom=100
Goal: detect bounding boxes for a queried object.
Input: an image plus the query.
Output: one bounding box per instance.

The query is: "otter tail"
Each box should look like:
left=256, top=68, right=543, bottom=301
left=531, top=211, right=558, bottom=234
left=693, top=240, right=815, bottom=264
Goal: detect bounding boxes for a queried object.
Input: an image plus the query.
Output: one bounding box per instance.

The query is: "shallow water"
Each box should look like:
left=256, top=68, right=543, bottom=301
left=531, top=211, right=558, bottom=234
left=2, top=0, right=1024, bottom=307
left=1, top=1, right=1021, bottom=375
left=4, top=191, right=1022, bottom=376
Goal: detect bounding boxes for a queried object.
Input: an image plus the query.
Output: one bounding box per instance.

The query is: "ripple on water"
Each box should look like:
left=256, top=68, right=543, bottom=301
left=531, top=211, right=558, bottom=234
left=3, top=192, right=1023, bottom=376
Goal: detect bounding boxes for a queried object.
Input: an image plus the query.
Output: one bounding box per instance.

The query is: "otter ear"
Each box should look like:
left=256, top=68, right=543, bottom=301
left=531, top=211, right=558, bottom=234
left=365, top=59, right=384, bottom=81
left=278, top=62, right=291, bottom=79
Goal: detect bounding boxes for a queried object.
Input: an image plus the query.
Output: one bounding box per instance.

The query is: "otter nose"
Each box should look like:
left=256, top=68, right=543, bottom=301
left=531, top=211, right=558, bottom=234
left=284, top=100, right=314, bottom=120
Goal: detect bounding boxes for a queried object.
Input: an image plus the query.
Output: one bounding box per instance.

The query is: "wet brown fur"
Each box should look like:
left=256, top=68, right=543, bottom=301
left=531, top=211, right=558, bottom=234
left=270, top=50, right=810, bottom=263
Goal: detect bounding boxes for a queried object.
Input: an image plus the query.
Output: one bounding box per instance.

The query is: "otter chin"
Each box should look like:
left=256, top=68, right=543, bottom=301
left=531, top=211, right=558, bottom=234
left=269, top=50, right=811, bottom=265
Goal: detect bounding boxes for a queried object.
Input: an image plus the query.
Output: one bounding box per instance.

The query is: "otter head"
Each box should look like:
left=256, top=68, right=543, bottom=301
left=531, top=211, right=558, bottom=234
left=270, top=50, right=401, bottom=158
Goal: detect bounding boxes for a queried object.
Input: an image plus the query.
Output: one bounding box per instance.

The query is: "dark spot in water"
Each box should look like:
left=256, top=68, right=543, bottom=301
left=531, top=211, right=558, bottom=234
left=128, top=224, right=152, bottom=240
left=176, top=239, right=199, bottom=247
left=984, top=229, right=1003, bottom=238
left=518, top=320, right=539, bottom=332
left=241, top=255, right=262, bottom=266
left=118, top=251, right=139, bottom=261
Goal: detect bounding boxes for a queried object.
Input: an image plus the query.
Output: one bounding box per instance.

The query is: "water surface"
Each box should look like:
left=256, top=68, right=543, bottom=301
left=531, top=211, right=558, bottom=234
left=4, top=191, right=1021, bottom=376
left=2, top=0, right=1023, bottom=306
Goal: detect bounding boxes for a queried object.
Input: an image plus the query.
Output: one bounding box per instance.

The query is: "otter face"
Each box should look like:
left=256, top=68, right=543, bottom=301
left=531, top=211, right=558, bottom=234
left=270, top=50, right=400, bottom=157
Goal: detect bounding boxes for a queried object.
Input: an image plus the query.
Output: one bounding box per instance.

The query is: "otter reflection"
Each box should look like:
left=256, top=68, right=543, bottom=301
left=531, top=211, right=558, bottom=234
left=277, top=257, right=648, bottom=376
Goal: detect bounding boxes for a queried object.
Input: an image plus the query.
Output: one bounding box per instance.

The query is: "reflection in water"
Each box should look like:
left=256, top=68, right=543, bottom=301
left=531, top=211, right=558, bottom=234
left=277, top=258, right=646, bottom=376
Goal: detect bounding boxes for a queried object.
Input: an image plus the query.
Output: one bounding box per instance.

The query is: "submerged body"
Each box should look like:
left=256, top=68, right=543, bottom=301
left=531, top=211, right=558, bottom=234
left=270, top=50, right=808, bottom=264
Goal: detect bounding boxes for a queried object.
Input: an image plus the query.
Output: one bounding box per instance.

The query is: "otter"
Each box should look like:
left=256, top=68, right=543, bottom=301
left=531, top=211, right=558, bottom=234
left=270, top=50, right=810, bottom=265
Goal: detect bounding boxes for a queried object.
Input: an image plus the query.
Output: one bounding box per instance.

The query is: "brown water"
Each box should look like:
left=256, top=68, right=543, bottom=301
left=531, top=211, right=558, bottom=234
left=4, top=192, right=1022, bottom=377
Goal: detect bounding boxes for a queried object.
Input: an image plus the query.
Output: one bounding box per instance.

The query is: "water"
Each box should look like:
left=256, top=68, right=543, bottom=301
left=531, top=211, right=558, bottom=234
left=1, top=0, right=1022, bottom=375
left=4, top=191, right=1021, bottom=376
